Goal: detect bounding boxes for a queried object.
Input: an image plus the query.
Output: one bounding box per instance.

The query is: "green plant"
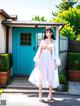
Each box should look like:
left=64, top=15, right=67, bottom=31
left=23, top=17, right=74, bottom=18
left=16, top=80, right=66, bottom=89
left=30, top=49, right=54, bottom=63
left=60, top=24, right=75, bottom=40
left=0, top=88, right=4, bottom=95
left=0, top=53, right=12, bottom=71
left=57, top=73, right=68, bottom=91
left=59, top=74, right=66, bottom=84
left=76, top=34, right=80, bottom=41
left=68, top=52, right=80, bottom=70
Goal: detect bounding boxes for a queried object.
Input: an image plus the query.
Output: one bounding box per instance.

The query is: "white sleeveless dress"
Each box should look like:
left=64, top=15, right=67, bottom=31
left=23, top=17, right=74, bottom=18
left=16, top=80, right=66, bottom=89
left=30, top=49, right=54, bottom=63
left=28, top=39, right=61, bottom=88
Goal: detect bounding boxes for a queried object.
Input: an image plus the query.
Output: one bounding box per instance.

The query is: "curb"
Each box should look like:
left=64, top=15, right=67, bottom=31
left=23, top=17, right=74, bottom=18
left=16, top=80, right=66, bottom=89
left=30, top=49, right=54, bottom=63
left=2, top=88, right=80, bottom=96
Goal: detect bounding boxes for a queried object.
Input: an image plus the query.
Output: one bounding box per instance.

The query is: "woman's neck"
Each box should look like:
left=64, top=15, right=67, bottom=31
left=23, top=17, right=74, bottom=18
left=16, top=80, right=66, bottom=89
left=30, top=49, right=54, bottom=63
left=46, top=38, right=52, bottom=42
left=47, top=38, right=51, bottom=40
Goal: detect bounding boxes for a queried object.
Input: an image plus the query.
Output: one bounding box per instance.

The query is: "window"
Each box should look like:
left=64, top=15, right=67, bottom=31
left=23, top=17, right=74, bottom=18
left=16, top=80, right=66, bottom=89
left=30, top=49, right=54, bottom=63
left=20, top=33, right=31, bottom=45
left=36, top=33, right=44, bottom=47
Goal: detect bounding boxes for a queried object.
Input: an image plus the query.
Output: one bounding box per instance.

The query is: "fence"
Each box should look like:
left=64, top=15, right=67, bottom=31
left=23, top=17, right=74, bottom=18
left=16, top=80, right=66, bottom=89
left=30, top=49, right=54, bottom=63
left=68, top=40, right=80, bottom=52
left=59, top=36, right=68, bottom=73
left=68, top=40, right=80, bottom=94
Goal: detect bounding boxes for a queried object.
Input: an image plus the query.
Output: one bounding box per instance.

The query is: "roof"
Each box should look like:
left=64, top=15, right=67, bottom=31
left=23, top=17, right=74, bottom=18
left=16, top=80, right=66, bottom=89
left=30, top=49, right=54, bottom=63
left=0, top=9, right=11, bottom=19
left=0, top=9, right=65, bottom=29
left=0, top=9, right=17, bottom=20
left=10, top=15, right=17, bottom=20
left=2, top=20, right=65, bottom=28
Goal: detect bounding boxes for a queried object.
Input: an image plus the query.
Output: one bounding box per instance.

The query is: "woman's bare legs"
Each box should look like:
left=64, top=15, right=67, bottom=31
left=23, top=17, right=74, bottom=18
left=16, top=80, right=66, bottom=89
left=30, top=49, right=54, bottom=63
left=48, top=85, right=52, bottom=100
left=39, top=84, right=42, bottom=99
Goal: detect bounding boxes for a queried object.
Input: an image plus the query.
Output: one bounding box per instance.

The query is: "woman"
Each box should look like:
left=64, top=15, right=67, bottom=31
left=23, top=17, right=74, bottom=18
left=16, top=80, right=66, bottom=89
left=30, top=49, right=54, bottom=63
left=28, top=26, right=61, bottom=101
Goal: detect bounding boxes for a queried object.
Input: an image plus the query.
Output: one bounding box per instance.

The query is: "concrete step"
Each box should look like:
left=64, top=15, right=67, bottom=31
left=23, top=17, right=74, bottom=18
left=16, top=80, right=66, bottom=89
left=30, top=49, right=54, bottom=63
left=6, top=78, right=80, bottom=95
left=7, top=77, right=37, bottom=89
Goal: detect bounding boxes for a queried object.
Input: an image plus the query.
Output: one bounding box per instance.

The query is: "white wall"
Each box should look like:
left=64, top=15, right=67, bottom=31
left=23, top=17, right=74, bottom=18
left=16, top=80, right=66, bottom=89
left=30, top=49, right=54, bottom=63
left=0, top=15, right=6, bottom=53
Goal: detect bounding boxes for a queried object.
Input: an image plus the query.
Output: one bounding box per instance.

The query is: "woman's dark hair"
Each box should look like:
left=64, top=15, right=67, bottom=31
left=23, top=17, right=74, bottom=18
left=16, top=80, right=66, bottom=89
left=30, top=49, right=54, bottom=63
left=43, top=26, right=55, bottom=40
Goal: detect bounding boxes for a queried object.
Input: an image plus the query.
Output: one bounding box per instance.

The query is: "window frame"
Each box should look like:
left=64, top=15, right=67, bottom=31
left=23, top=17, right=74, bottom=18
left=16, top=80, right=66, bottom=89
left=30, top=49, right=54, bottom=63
left=20, top=32, right=32, bottom=46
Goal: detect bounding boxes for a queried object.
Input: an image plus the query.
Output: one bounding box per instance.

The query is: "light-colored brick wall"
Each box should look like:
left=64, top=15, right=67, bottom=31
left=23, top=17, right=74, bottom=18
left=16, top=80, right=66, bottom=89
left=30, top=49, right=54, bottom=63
left=0, top=15, right=6, bottom=53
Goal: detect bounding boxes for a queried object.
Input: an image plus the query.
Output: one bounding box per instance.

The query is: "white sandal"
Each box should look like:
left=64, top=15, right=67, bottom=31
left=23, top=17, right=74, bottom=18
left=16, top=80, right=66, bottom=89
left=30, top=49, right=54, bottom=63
left=47, top=97, right=55, bottom=101
left=39, top=98, right=44, bottom=102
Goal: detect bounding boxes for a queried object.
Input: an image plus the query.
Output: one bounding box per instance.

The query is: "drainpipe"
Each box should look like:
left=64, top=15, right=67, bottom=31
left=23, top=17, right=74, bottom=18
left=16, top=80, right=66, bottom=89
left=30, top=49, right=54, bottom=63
left=6, top=26, right=9, bottom=53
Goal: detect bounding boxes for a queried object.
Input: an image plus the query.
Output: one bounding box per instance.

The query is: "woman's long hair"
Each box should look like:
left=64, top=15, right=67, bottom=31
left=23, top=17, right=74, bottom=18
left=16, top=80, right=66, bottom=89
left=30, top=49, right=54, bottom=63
left=43, top=27, right=55, bottom=40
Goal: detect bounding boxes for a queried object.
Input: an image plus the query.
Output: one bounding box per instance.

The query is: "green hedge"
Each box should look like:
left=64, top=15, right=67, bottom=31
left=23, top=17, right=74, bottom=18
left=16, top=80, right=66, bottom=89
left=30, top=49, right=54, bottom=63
left=0, top=53, right=12, bottom=71
left=68, top=52, right=80, bottom=70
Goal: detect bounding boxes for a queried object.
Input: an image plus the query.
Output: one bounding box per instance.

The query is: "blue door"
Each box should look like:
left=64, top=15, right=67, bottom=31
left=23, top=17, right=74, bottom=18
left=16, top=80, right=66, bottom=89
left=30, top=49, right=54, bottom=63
left=12, top=27, right=56, bottom=76
left=12, top=27, right=36, bottom=76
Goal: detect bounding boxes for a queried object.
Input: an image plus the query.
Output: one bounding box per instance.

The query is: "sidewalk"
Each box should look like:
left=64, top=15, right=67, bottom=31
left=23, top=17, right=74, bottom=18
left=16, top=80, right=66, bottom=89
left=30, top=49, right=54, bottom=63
left=0, top=91, right=80, bottom=106
left=0, top=77, right=80, bottom=106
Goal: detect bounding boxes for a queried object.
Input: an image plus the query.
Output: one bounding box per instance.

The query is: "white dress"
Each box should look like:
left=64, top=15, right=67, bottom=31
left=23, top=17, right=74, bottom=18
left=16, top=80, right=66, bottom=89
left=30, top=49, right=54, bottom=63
left=28, top=39, right=61, bottom=88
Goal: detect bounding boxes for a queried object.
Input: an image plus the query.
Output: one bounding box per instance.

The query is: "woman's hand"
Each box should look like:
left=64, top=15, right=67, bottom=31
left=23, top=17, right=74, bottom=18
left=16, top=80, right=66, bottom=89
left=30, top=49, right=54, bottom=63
left=47, top=46, right=52, bottom=50
left=41, top=45, right=52, bottom=50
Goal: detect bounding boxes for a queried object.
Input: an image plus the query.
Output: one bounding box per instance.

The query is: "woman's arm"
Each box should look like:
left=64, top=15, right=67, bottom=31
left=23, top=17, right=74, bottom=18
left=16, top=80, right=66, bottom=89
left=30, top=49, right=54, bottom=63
left=52, top=40, right=61, bottom=66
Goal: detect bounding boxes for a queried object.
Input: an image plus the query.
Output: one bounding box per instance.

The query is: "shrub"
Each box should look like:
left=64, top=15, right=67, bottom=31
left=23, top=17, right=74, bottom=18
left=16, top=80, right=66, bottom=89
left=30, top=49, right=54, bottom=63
left=68, top=52, right=80, bottom=70
left=59, top=74, right=66, bottom=84
left=60, top=24, right=75, bottom=40
left=0, top=53, right=12, bottom=71
left=76, top=34, right=80, bottom=41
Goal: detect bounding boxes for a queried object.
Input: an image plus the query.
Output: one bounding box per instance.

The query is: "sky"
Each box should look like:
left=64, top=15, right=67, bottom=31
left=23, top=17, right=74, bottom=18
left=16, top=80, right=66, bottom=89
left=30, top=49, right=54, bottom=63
left=0, top=0, right=61, bottom=21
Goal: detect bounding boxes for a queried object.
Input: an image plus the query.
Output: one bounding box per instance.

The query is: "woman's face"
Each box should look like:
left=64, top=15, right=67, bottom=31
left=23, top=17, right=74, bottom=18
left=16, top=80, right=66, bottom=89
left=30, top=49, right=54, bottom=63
left=45, top=29, right=53, bottom=38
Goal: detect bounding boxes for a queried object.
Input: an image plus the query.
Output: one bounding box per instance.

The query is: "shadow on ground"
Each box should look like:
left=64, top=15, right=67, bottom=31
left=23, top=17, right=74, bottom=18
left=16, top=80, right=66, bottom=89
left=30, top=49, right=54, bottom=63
left=24, top=92, right=80, bottom=106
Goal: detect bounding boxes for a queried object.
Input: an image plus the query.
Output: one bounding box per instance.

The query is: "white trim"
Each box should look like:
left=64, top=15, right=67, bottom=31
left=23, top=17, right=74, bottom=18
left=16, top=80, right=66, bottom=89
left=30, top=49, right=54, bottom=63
left=5, top=24, right=60, bottom=28
left=56, top=26, right=60, bottom=55
left=9, top=27, right=13, bottom=76
left=9, top=27, right=12, bottom=53
left=56, top=26, right=59, bottom=41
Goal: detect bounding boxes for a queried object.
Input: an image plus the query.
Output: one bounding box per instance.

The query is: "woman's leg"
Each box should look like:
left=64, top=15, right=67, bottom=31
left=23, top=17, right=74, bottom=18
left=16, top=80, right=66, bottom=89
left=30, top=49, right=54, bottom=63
left=39, top=84, right=42, bottom=98
left=48, top=85, right=52, bottom=99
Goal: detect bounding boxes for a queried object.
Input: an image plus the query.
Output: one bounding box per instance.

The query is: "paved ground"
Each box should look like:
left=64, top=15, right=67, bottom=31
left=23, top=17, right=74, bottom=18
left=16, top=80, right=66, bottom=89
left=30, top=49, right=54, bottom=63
left=0, top=91, right=80, bottom=106
left=0, top=77, right=80, bottom=106
left=7, top=77, right=80, bottom=95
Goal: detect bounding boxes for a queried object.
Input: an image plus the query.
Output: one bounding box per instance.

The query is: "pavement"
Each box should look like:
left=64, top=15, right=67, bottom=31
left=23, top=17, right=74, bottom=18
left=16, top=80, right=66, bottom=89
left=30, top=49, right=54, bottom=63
left=0, top=89, right=80, bottom=106
left=0, top=77, right=80, bottom=106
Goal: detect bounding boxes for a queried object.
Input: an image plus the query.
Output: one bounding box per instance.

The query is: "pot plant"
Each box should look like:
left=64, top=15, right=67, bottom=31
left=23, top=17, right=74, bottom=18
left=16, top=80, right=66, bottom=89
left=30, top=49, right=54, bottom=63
left=68, top=52, right=80, bottom=82
left=0, top=53, right=12, bottom=87
left=57, top=73, right=67, bottom=91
